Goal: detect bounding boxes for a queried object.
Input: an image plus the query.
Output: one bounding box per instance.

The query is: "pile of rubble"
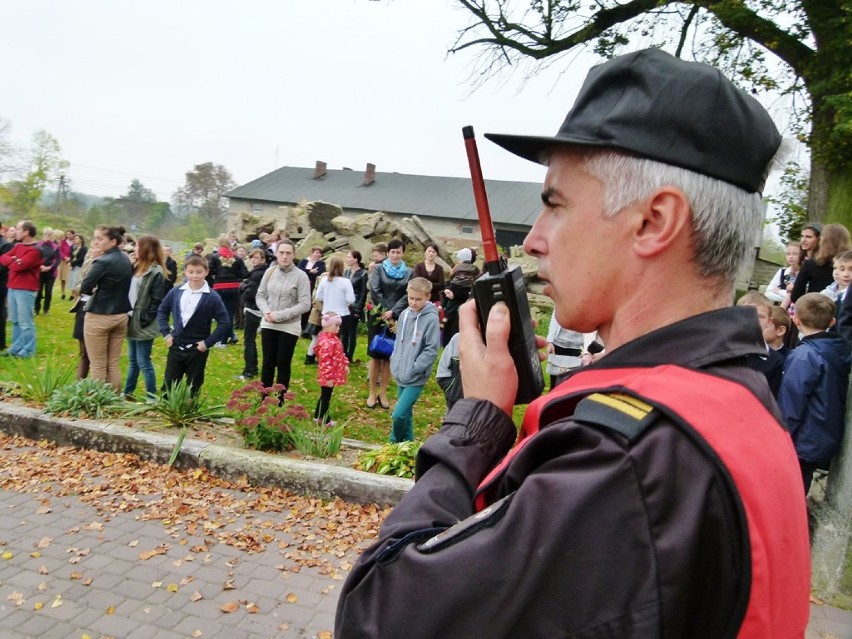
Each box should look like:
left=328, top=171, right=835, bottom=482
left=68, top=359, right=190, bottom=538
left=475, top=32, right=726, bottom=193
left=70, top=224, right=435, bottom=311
left=228, top=200, right=551, bottom=317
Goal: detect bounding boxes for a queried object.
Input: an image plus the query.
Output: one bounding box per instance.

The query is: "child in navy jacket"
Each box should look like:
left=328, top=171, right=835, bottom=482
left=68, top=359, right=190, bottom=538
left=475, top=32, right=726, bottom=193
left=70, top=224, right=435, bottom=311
left=157, top=255, right=230, bottom=395
left=778, top=293, right=851, bottom=494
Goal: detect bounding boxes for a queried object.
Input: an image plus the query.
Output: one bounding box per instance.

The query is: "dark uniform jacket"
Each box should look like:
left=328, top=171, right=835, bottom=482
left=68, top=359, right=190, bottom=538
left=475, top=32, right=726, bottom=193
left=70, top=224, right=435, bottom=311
left=336, top=307, right=810, bottom=639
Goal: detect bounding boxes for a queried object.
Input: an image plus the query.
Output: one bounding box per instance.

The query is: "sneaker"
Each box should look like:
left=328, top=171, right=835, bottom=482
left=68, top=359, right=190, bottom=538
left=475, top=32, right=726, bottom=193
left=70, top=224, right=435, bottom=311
left=235, top=374, right=254, bottom=381
left=213, top=343, right=227, bottom=349
left=304, top=354, right=317, bottom=365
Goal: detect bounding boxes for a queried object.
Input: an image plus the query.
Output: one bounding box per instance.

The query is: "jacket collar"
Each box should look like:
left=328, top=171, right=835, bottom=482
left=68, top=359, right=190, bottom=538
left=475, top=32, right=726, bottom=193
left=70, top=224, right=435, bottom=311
left=589, top=307, right=767, bottom=372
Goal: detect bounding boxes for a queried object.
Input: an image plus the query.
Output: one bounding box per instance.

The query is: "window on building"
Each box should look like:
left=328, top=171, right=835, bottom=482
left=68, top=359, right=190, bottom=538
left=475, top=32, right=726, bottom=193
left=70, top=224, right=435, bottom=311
left=460, top=225, right=475, bottom=235
left=252, top=204, right=263, bottom=213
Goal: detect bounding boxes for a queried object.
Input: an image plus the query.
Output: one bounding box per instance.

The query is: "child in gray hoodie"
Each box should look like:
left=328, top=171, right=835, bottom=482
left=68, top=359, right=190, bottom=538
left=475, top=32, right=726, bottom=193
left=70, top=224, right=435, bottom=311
left=389, top=277, right=441, bottom=442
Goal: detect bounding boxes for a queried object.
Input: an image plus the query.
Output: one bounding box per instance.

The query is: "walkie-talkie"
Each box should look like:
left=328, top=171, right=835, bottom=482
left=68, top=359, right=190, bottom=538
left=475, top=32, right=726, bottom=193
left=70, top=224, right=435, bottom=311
left=462, top=125, right=544, bottom=405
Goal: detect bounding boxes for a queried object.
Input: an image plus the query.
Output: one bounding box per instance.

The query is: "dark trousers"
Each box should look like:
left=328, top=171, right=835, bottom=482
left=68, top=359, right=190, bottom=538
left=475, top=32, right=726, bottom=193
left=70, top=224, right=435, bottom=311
left=217, top=288, right=238, bottom=343
left=261, top=329, right=298, bottom=391
left=800, top=459, right=821, bottom=496
left=35, top=272, right=55, bottom=314
left=163, top=345, right=210, bottom=395
left=341, top=314, right=359, bottom=361
left=314, top=385, right=334, bottom=423
left=242, top=312, right=260, bottom=377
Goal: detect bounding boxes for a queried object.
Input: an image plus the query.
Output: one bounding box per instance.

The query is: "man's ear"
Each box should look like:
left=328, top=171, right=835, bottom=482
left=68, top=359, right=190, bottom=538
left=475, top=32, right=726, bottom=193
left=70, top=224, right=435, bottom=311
left=632, top=187, right=692, bottom=259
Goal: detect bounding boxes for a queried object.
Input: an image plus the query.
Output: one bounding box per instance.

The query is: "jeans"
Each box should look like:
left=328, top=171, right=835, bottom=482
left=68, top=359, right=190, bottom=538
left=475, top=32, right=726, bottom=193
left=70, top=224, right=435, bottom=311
left=124, top=338, right=157, bottom=399
left=390, top=384, right=424, bottom=443
left=242, top=311, right=260, bottom=377
left=0, top=287, right=7, bottom=351
left=7, top=288, right=37, bottom=357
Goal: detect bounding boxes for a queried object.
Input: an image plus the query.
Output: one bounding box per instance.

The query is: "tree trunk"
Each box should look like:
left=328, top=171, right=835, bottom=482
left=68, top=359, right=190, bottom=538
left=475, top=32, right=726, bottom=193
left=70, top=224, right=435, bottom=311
left=826, top=163, right=852, bottom=231
left=810, top=379, right=852, bottom=605
left=808, top=158, right=829, bottom=222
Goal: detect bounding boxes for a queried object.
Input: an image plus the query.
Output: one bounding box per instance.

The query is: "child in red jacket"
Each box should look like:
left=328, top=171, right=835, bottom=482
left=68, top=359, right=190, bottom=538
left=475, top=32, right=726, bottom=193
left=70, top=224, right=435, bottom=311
left=314, top=312, right=349, bottom=425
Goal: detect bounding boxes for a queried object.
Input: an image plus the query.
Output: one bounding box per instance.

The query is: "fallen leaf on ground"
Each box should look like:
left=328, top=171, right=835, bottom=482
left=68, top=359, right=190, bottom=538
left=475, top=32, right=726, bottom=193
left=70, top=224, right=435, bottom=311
left=246, top=602, right=260, bottom=614
left=285, top=593, right=298, bottom=603
left=220, top=601, right=240, bottom=613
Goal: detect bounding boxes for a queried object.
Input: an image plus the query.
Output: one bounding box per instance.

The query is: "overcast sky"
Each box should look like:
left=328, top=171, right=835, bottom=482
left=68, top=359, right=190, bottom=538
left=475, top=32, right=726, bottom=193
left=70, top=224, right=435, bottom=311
left=2, top=0, right=603, bottom=202
left=4, top=0, right=799, bottom=217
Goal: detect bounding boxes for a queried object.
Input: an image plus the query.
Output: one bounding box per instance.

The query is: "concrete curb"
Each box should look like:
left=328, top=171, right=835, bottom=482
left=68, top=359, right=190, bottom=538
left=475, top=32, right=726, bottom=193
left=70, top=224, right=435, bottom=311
left=0, top=403, right=413, bottom=505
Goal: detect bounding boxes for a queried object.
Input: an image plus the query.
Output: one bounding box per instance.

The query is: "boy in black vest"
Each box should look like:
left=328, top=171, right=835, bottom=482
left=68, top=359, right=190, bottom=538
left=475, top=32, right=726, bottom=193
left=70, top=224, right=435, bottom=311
left=157, top=255, right=230, bottom=395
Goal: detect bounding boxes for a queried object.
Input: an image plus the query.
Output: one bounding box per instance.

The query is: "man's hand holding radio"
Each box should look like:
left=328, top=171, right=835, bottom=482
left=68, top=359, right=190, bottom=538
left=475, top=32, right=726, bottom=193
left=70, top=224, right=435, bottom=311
left=458, top=299, right=518, bottom=417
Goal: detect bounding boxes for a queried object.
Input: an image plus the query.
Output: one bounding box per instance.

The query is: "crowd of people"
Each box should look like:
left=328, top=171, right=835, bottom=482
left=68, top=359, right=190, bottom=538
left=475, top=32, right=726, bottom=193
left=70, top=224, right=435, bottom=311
left=0, top=221, right=488, bottom=440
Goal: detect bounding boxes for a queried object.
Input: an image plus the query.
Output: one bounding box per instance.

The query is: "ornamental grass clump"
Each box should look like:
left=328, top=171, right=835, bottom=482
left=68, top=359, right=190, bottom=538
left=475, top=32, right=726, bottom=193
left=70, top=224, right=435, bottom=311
left=0, top=358, right=75, bottom=404
left=358, top=441, right=421, bottom=478
left=289, top=417, right=344, bottom=459
left=126, top=378, right=227, bottom=466
left=45, top=378, right=124, bottom=419
left=227, top=381, right=300, bottom=452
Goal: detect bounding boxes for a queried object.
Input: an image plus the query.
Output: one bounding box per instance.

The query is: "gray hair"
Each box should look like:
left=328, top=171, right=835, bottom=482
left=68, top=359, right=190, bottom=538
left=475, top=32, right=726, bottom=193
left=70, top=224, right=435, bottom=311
left=580, top=150, right=767, bottom=286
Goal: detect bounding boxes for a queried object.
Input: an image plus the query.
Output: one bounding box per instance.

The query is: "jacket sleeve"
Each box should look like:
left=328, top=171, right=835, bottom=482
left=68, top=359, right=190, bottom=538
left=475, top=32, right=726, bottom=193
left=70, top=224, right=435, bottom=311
left=335, top=400, right=664, bottom=639
left=389, top=270, right=414, bottom=319
left=790, top=260, right=812, bottom=303
left=80, top=255, right=108, bottom=295
left=235, top=258, right=249, bottom=280
left=352, top=271, right=367, bottom=313
left=255, top=268, right=272, bottom=314
left=140, top=272, right=166, bottom=328
left=315, top=278, right=327, bottom=302
left=344, top=278, right=355, bottom=305
left=838, top=290, right=852, bottom=349
left=204, top=293, right=232, bottom=348
left=157, top=289, right=175, bottom=336
left=49, top=243, right=61, bottom=270
left=369, top=268, right=387, bottom=309
left=778, top=350, right=821, bottom=437
left=410, top=315, right=440, bottom=378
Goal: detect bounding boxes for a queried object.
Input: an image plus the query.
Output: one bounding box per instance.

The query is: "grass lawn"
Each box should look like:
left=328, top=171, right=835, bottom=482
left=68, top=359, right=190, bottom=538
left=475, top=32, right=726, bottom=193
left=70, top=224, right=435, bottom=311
left=6, top=296, right=532, bottom=447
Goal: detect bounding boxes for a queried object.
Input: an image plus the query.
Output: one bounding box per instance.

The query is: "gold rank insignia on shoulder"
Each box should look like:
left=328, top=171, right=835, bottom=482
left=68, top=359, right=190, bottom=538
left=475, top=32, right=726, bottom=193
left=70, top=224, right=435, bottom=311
left=572, top=392, right=658, bottom=442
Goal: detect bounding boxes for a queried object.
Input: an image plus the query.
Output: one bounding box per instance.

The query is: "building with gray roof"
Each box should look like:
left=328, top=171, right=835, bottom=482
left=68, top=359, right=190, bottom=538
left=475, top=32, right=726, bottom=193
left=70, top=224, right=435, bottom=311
left=226, top=162, right=543, bottom=248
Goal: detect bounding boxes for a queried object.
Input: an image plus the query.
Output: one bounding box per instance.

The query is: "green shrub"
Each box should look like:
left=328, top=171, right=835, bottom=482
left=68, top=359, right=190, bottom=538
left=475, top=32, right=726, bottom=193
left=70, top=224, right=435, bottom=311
left=45, top=378, right=123, bottom=419
left=0, top=358, right=75, bottom=403
left=226, top=381, right=296, bottom=452
left=358, top=441, right=421, bottom=478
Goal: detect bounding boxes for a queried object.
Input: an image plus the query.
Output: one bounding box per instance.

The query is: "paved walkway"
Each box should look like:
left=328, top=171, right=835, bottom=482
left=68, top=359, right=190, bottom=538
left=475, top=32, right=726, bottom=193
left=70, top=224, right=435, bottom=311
left=0, top=437, right=380, bottom=638
left=0, top=437, right=850, bottom=638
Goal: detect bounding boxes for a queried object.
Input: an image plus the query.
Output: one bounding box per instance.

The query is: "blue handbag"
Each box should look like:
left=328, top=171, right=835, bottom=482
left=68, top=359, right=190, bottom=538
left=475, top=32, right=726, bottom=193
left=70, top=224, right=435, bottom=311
left=368, top=327, right=395, bottom=358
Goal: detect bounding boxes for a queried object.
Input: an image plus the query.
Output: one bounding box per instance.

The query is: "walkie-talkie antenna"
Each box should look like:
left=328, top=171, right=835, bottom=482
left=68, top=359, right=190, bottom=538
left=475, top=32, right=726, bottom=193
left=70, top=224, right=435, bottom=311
left=462, top=125, right=501, bottom=275
left=461, top=124, right=544, bottom=405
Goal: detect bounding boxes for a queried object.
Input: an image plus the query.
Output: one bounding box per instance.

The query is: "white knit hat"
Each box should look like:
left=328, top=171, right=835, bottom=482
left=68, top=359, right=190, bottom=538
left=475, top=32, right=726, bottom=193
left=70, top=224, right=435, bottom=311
left=456, top=248, right=472, bottom=263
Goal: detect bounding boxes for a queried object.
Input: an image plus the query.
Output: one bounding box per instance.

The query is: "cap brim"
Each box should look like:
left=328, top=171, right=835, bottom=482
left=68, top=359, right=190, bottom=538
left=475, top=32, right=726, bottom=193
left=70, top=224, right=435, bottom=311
left=485, top=132, right=616, bottom=165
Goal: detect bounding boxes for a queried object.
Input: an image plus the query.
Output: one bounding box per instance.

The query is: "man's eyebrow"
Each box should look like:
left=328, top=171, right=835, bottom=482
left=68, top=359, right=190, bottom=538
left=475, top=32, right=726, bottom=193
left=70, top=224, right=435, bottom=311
left=541, top=187, right=557, bottom=206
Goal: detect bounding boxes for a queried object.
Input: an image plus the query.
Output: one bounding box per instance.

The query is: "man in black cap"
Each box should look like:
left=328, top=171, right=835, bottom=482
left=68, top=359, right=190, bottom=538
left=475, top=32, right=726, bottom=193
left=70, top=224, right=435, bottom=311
left=336, top=49, right=810, bottom=638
